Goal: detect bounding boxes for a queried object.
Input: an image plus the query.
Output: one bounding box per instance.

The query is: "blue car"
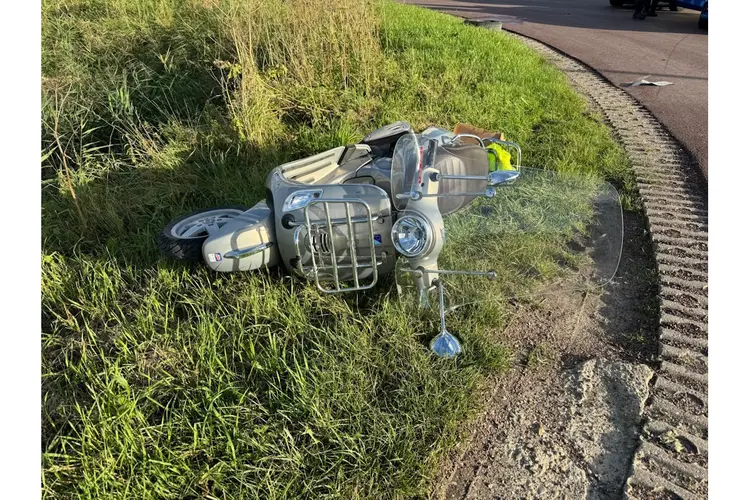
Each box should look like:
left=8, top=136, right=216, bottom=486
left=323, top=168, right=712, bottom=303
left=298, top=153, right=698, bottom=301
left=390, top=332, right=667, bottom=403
left=697, top=1, right=708, bottom=29
left=680, top=1, right=709, bottom=29
left=609, top=0, right=708, bottom=28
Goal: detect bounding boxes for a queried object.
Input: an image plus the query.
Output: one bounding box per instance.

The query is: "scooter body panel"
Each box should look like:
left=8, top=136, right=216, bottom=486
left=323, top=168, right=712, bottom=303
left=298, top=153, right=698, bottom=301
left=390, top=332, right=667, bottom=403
left=201, top=200, right=279, bottom=272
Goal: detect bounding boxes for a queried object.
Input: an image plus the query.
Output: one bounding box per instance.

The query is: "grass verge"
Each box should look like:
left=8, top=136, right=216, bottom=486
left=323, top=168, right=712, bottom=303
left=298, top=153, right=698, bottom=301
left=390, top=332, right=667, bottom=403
left=42, top=0, right=633, bottom=497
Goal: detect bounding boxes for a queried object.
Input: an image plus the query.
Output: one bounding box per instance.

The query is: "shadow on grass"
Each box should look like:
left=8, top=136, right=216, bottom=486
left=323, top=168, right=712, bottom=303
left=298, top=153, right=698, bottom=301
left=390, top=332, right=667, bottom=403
left=43, top=137, right=281, bottom=265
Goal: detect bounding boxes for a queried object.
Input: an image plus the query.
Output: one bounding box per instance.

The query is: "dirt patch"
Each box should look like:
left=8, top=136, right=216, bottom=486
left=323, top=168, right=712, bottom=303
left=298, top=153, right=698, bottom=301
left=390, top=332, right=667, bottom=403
left=432, top=212, right=659, bottom=499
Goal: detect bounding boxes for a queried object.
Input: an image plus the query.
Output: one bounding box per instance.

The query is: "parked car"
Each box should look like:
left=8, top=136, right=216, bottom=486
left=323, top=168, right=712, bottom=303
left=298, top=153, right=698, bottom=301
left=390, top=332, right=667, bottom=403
left=609, top=0, right=707, bottom=29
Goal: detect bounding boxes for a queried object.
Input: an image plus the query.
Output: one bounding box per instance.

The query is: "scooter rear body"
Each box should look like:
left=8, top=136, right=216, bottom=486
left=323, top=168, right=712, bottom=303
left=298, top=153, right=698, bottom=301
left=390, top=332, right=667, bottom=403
left=199, top=121, right=413, bottom=280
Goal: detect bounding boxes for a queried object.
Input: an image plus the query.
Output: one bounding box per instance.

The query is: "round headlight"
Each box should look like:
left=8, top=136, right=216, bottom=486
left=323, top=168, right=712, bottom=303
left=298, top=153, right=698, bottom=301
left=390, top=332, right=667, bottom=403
left=392, top=215, right=432, bottom=257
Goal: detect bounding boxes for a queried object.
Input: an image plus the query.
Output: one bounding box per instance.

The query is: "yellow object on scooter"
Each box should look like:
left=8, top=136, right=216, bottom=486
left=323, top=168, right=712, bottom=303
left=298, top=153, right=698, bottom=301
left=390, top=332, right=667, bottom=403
left=487, top=143, right=513, bottom=171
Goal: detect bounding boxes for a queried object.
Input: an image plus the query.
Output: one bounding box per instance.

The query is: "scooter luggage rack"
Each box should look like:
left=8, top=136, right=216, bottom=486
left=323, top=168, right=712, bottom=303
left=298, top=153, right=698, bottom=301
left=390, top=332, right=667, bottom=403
left=294, top=199, right=380, bottom=293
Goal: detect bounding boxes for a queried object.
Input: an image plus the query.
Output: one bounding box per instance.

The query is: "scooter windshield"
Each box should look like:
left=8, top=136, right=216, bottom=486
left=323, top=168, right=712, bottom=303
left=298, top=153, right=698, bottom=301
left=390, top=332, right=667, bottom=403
left=396, top=166, right=623, bottom=307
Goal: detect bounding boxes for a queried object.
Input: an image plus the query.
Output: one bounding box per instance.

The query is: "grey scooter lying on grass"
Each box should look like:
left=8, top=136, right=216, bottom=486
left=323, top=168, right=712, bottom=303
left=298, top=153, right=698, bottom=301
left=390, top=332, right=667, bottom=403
left=159, top=122, right=624, bottom=358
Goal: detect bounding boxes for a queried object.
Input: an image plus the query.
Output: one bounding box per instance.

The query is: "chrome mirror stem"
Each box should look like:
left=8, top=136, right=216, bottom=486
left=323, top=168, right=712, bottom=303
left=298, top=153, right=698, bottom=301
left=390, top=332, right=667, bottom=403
left=434, top=173, right=489, bottom=181
left=430, top=171, right=519, bottom=189
left=430, top=280, right=463, bottom=358
left=418, top=187, right=496, bottom=199
left=402, top=266, right=497, bottom=280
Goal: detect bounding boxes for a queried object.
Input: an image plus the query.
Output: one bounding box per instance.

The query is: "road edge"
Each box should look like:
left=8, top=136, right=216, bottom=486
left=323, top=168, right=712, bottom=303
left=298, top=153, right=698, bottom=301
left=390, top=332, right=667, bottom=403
left=502, top=31, right=708, bottom=499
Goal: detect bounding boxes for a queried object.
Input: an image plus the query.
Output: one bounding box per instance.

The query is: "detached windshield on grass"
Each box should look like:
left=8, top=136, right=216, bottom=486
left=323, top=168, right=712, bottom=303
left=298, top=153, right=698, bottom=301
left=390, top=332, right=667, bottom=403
left=41, top=0, right=632, bottom=497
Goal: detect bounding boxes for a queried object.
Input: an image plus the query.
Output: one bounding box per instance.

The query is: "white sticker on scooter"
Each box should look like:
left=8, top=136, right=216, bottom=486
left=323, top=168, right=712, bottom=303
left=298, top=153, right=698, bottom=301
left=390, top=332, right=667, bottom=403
left=208, top=253, right=222, bottom=262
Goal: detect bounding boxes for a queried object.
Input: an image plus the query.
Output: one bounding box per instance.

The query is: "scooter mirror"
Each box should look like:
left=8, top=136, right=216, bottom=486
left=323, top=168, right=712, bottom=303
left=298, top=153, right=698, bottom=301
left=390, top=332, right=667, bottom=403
left=488, top=169, right=520, bottom=187
left=430, top=330, right=463, bottom=358
left=430, top=280, right=462, bottom=358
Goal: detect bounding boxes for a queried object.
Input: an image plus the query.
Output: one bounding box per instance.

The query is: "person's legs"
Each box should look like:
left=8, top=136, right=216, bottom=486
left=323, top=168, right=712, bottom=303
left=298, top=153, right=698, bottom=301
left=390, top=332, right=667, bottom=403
left=633, top=0, right=648, bottom=19
left=647, top=0, right=659, bottom=16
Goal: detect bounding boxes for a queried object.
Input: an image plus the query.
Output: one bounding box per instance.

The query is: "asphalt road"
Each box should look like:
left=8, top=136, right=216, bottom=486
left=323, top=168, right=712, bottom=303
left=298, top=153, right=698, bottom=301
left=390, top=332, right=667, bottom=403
left=404, top=0, right=708, bottom=180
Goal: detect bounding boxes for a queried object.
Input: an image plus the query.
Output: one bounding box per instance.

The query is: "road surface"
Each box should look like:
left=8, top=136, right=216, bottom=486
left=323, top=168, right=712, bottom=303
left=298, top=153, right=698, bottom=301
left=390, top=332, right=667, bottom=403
left=404, top=0, right=708, bottom=179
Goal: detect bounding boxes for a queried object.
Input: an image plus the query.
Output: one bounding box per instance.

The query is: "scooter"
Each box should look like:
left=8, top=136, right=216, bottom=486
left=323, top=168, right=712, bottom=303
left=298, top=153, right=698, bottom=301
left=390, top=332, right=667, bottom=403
left=158, top=122, right=623, bottom=357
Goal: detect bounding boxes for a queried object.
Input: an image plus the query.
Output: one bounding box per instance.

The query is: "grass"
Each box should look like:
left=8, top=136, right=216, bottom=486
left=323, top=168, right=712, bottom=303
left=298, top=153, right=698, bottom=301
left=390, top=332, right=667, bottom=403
left=526, top=343, right=554, bottom=369
left=41, top=0, right=634, bottom=497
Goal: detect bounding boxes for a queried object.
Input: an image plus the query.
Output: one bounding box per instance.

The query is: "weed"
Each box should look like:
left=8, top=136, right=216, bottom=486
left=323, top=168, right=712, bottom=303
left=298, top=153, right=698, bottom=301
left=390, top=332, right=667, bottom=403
left=527, top=343, right=554, bottom=369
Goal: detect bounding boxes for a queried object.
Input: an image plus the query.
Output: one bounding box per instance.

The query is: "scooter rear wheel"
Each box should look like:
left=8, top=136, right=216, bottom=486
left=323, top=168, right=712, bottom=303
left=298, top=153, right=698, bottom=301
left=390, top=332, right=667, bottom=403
left=158, top=206, right=249, bottom=262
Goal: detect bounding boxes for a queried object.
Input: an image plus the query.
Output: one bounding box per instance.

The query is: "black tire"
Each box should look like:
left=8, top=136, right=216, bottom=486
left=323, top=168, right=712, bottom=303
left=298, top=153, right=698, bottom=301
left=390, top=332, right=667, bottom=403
left=157, top=205, right=249, bottom=262
left=609, top=0, right=625, bottom=6
left=698, top=4, right=708, bottom=29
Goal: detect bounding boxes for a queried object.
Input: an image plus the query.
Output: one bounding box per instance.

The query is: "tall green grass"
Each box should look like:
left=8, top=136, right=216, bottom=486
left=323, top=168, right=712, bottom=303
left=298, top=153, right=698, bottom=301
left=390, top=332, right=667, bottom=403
left=42, top=0, right=633, bottom=497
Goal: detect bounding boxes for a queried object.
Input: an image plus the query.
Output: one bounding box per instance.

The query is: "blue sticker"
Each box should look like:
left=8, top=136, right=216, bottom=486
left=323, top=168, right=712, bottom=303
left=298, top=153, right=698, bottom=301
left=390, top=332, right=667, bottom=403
left=373, top=234, right=382, bottom=244
left=215, top=252, right=222, bottom=262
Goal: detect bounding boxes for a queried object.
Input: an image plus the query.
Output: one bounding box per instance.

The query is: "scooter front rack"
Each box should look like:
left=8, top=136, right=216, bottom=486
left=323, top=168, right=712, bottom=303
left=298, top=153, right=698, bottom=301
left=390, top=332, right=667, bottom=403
left=293, top=199, right=380, bottom=293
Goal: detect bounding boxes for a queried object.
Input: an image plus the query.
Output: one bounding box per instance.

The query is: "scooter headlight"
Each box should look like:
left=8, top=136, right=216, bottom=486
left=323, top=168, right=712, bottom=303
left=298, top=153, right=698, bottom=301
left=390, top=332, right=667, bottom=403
left=392, top=215, right=432, bottom=257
